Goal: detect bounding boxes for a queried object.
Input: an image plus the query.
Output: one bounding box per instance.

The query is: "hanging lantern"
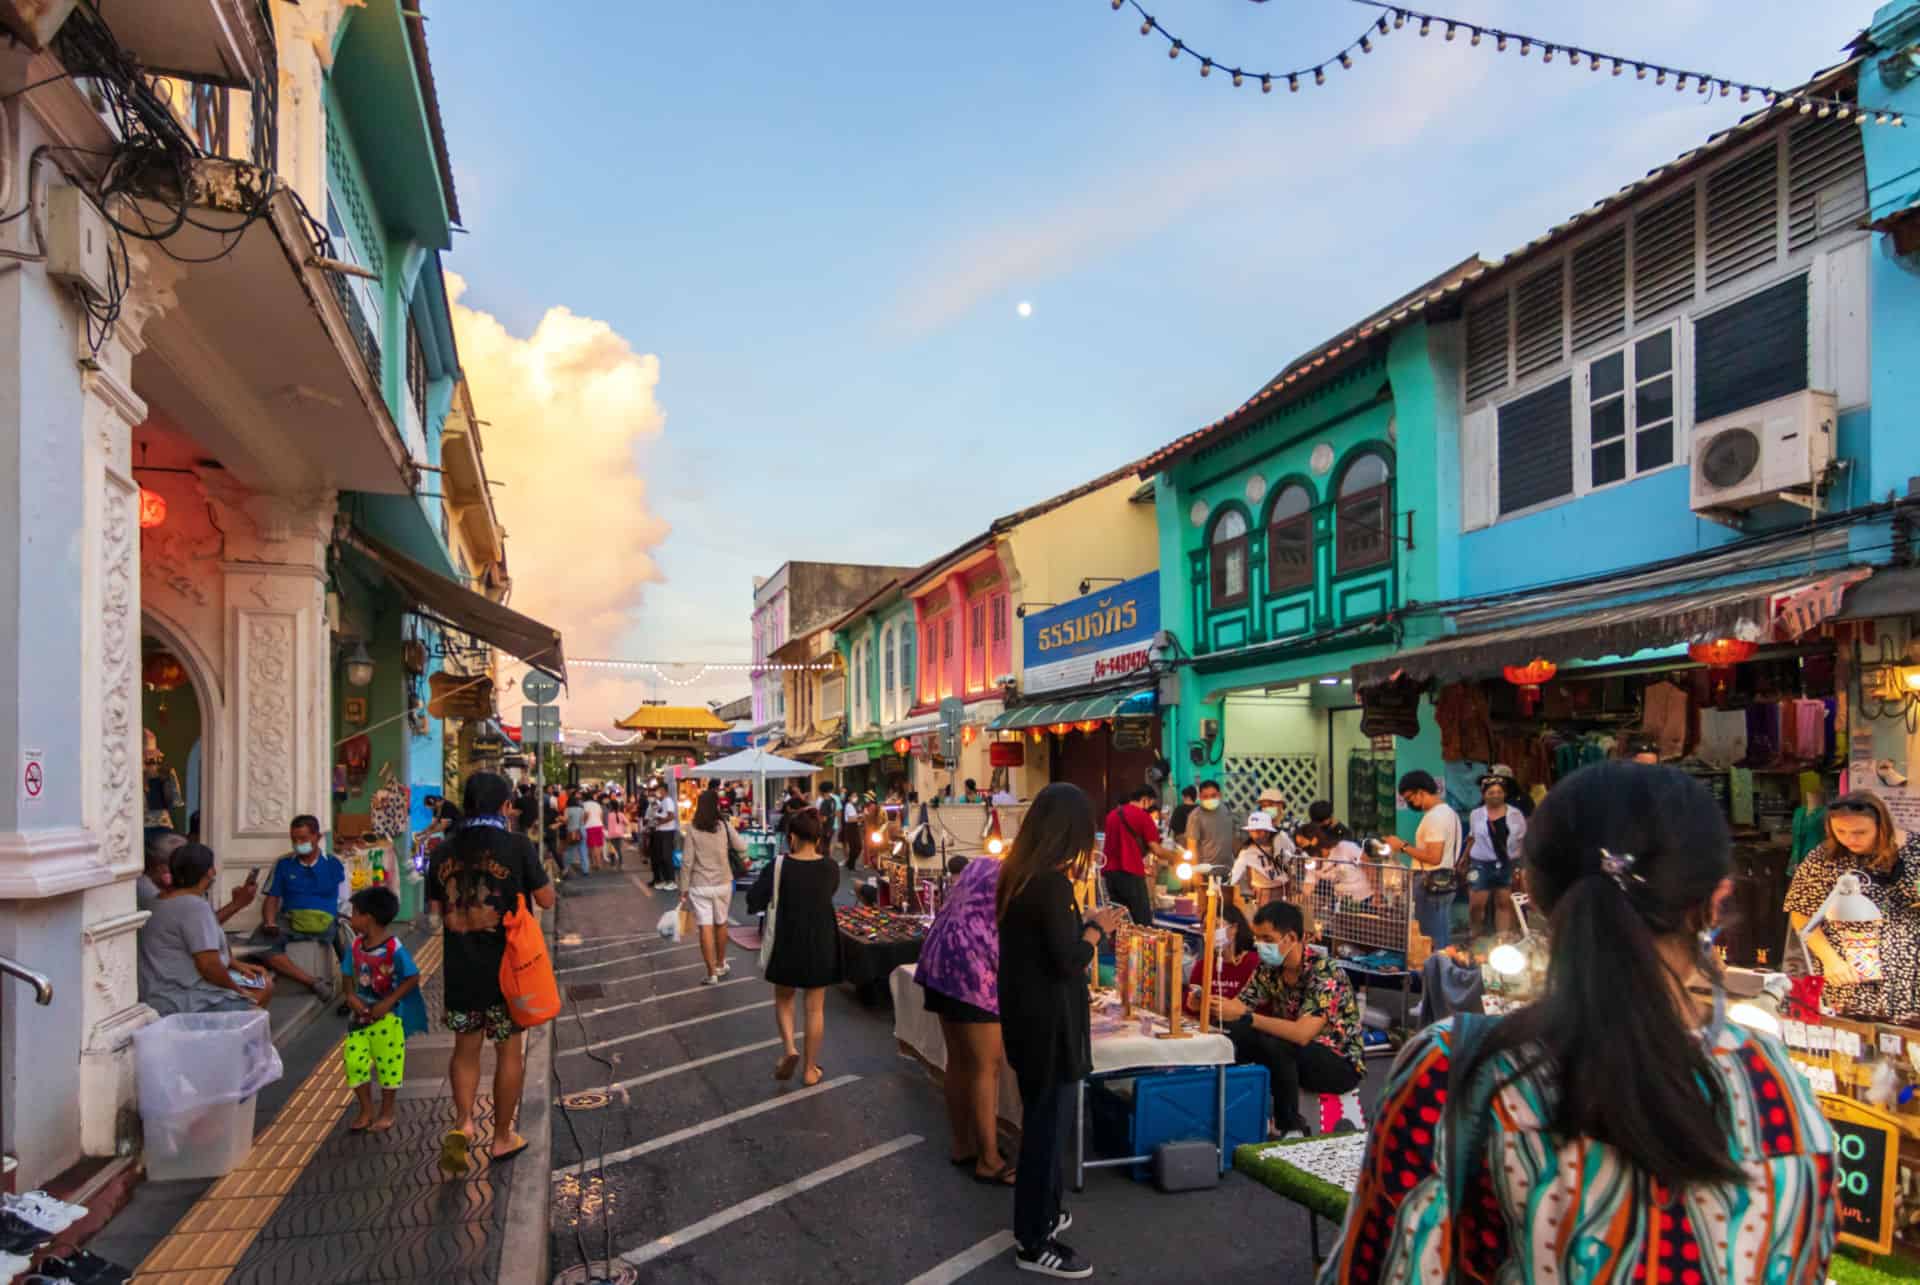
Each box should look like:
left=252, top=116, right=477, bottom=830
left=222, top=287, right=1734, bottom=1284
left=138, top=486, right=167, bottom=529
left=1051, top=722, right=1072, bottom=736
left=1687, top=638, right=1758, bottom=667
left=142, top=651, right=188, bottom=692
left=1029, top=727, right=1044, bottom=743
left=893, top=737, right=911, bottom=754
left=983, top=808, right=1005, bottom=856
left=1079, top=720, right=1100, bottom=733
left=1502, top=658, right=1558, bottom=715
left=962, top=725, right=976, bottom=746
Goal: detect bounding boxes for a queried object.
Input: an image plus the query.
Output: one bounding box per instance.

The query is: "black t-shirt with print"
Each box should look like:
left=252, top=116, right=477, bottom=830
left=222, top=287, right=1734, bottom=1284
left=426, top=824, right=549, bottom=1012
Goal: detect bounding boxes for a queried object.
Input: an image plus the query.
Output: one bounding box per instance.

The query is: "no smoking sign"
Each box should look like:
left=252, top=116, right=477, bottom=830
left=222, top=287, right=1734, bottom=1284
left=21, top=749, right=43, bottom=804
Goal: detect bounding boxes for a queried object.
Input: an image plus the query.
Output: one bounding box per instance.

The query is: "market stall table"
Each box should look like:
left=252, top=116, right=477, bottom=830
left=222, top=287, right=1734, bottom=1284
left=836, top=905, right=927, bottom=1004
left=1233, top=1132, right=1368, bottom=1264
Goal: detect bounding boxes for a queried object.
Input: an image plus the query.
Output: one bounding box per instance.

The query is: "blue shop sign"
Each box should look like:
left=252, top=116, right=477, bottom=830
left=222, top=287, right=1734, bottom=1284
left=1021, top=571, right=1159, bottom=696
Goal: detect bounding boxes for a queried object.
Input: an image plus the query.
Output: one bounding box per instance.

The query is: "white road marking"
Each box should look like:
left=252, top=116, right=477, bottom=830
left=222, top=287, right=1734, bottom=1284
left=556, top=1000, right=774, bottom=1057
left=570, top=959, right=707, bottom=988
left=572, top=975, right=756, bottom=1019
left=550, top=1074, right=862, bottom=1178
left=597, top=1038, right=784, bottom=1094
left=901, top=1231, right=1019, bottom=1285
left=616, top=1133, right=924, bottom=1267
left=557, top=944, right=701, bottom=974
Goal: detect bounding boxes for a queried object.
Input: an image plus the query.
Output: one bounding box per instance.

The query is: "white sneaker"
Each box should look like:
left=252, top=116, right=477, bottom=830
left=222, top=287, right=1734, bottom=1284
left=718, top=961, right=732, bottom=978
left=701, top=973, right=722, bottom=986
left=0, top=1252, right=29, bottom=1281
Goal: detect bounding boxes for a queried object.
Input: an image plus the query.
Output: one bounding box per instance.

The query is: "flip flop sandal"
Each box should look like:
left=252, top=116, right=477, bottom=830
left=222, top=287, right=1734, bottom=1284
left=490, top=1139, right=530, bottom=1164
left=949, top=1154, right=978, bottom=1169
left=801, top=1067, right=825, bottom=1088
left=773, top=1054, right=799, bottom=1081
left=438, top=1129, right=472, bottom=1177
left=971, top=1163, right=1017, bottom=1187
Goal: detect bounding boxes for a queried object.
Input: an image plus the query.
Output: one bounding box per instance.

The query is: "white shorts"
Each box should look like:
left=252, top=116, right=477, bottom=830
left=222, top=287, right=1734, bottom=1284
left=687, top=886, right=732, bottom=927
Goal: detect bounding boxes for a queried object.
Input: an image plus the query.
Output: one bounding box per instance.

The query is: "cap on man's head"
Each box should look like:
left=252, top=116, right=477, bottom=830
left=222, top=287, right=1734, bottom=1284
left=1244, top=811, right=1277, bottom=834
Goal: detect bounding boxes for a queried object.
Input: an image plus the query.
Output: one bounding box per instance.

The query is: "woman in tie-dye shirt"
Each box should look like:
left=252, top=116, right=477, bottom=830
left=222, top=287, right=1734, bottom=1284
left=1320, top=763, right=1835, bottom=1285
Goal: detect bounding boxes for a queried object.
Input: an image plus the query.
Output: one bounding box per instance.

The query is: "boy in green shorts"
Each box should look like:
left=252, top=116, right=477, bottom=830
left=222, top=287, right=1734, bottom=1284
left=341, top=886, right=429, bottom=1132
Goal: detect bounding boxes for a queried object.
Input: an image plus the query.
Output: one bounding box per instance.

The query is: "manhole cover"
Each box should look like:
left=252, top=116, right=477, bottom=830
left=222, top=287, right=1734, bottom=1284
left=566, top=983, right=606, bottom=1002
left=560, top=1090, right=611, bottom=1110
left=553, top=1262, right=638, bottom=1285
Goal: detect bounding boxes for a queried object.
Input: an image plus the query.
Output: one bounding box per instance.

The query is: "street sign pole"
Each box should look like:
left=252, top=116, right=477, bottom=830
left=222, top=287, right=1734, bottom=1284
left=522, top=676, right=560, bottom=873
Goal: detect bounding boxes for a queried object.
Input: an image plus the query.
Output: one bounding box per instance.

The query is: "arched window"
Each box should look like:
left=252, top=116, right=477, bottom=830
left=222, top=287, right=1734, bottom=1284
left=1209, top=509, right=1250, bottom=608
left=1336, top=452, right=1393, bottom=573
left=1265, top=483, right=1315, bottom=592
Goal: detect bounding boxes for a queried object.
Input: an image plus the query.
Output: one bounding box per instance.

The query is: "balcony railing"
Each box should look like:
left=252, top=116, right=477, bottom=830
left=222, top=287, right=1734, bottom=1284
left=330, top=271, right=383, bottom=386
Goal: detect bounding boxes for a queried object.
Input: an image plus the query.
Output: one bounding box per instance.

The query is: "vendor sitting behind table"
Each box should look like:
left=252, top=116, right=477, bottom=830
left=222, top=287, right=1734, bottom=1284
left=1216, top=901, right=1367, bottom=1139
left=1229, top=810, right=1293, bottom=910
left=1296, top=822, right=1375, bottom=905
left=1784, top=789, right=1920, bottom=1021
left=1184, top=899, right=1259, bottom=1018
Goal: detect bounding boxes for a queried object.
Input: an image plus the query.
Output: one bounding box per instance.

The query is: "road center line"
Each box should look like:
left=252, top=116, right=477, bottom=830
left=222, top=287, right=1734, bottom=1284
left=901, top=1231, right=1019, bottom=1285
left=550, top=1073, right=862, bottom=1178
left=556, top=1000, right=773, bottom=1057
left=573, top=975, right=756, bottom=1019
left=617, top=1133, right=924, bottom=1267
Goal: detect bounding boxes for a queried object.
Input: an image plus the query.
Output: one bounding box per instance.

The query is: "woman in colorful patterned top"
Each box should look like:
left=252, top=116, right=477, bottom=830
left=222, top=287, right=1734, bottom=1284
left=1215, top=900, right=1366, bottom=1139
left=916, top=855, right=1013, bottom=1185
left=1319, top=763, right=1835, bottom=1285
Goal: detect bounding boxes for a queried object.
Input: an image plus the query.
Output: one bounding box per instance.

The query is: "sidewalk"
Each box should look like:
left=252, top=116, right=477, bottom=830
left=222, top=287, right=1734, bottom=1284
left=95, top=928, right=552, bottom=1285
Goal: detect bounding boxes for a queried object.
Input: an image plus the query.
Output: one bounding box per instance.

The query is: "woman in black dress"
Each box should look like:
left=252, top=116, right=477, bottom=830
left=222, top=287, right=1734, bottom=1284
left=747, top=806, right=841, bottom=1086
left=995, top=783, right=1125, bottom=1279
left=425, top=771, right=555, bottom=1175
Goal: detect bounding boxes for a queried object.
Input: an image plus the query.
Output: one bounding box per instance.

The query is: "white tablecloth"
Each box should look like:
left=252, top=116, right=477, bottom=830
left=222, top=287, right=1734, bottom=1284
left=891, top=966, right=1236, bottom=1123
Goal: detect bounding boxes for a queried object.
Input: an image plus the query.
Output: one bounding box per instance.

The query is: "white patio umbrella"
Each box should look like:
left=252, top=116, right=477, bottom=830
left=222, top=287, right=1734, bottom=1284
left=677, top=747, right=817, bottom=830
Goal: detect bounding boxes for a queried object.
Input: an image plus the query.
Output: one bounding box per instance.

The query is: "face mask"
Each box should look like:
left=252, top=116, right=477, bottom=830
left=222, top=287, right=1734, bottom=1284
left=1255, top=941, right=1286, bottom=968
left=293, top=841, right=314, bottom=856
left=1200, top=798, right=1221, bottom=812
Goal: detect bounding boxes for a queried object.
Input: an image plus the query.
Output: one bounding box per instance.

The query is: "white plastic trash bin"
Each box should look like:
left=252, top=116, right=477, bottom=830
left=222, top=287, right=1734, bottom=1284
left=143, top=1095, right=258, bottom=1182
left=133, top=1009, right=282, bottom=1182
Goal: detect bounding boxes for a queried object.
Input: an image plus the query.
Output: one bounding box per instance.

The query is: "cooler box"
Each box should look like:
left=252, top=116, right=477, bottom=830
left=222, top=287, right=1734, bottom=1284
left=144, top=1096, right=258, bottom=1182
left=1088, top=1064, right=1269, bottom=1181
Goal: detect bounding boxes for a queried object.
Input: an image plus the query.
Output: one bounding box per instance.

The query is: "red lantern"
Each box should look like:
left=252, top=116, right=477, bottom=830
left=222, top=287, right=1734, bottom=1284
left=1502, top=658, right=1558, bottom=715
left=138, top=486, right=167, bottom=529
left=1051, top=722, right=1072, bottom=736
left=962, top=725, right=976, bottom=746
left=1687, top=638, right=1757, bottom=667
left=893, top=737, right=911, bottom=754
left=142, top=652, right=188, bottom=692
left=1029, top=727, right=1043, bottom=743
left=1079, top=720, right=1100, bottom=733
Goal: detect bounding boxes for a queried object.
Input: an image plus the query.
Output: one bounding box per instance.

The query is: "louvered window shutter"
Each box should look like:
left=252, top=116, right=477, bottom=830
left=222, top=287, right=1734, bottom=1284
left=1788, top=116, right=1867, bottom=252
left=1512, top=264, right=1565, bottom=380
left=1570, top=226, right=1627, bottom=354
left=1496, top=377, right=1574, bottom=515
left=1632, top=189, right=1696, bottom=320
left=1704, top=143, right=1780, bottom=290
left=1465, top=294, right=1510, bottom=402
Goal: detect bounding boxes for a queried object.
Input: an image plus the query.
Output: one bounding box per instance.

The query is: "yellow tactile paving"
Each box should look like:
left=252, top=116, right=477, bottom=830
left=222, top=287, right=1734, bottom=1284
left=132, top=939, right=449, bottom=1283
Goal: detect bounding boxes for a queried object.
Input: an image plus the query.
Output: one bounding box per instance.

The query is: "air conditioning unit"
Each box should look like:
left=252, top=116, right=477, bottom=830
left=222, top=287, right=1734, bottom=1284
left=1689, top=389, right=1836, bottom=518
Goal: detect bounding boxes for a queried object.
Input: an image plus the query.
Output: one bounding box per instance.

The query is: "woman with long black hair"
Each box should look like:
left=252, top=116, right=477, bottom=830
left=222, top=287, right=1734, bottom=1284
left=1319, top=763, right=1836, bottom=1283
left=995, top=782, right=1124, bottom=1279
left=425, top=770, right=556, bottom=1175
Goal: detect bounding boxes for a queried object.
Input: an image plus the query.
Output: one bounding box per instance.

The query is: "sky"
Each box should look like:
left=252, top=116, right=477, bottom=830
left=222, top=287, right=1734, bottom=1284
left=427, top=0, right=1881, bottom=728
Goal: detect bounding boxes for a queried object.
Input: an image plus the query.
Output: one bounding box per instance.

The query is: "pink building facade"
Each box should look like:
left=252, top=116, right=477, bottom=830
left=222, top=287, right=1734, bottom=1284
left=909, top=539, right=1012, bottom=713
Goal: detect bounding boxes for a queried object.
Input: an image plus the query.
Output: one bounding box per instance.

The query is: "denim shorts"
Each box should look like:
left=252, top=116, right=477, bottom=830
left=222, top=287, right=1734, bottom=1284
left=1467, top=859, right=1513, bottom=891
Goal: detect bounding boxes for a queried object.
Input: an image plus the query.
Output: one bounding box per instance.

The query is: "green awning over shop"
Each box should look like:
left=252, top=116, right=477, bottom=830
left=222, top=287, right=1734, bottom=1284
left=988, top=686, right=1153, bottom=731
left=834, top=739, right=885, bottom=767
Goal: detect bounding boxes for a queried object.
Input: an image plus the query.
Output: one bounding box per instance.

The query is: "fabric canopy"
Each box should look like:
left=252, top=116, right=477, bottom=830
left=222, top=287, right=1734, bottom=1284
left=988, top=686, right=1154, bottom=732
left=347, top=532, right=565, bottom=679
left=683, top=747, right=818, bottom=779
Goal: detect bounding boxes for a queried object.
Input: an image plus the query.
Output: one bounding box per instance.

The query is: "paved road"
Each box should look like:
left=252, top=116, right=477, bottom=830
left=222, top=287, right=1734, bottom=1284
left=542, top=870, right=1320, bottom=1284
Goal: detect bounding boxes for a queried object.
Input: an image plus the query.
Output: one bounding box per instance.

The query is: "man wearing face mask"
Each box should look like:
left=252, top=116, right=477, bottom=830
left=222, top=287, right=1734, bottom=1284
left=250, top=814, right=350, bottom=1002
left=1183, top=779, right=1234, bottom=876
left=1215, top=901, right=1366, bottom=1139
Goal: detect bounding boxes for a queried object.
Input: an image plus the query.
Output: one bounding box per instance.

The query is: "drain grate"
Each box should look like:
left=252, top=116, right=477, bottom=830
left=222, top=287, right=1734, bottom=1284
left=566, top=983, right=606, bottom=1002
left=560, top=1089, right=612, bottom=1111
left=553, top=1262, right=638, bottom=1285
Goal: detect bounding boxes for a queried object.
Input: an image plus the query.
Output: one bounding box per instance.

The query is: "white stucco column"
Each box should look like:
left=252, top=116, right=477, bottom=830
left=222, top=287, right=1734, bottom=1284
left=74, top=246, right=186, bottom=1158
left=211, top=492, right=337, bottom=883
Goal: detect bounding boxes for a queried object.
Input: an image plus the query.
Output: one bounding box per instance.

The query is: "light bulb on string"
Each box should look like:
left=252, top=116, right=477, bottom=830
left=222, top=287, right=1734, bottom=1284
left=1496, top=34, right=1506, bottom=52
left=1674, top=75, right=1687, bottom=92
left=1799, top=100, right=1814, bottom=114
left=1611, top=59, right=1622, bottom=75
left=1541, top=45, right=1552, bottom=63
left=1392, top=10, right=1405, bottom=28
left=1470, top=28, right=1481, bottom=46
left=1261, top=75, right=1272, bottom=92
left=1314, top=66, right=1325, bottom=85
left=1718, top=82, right=1730, bottom=96
left=1568, top=50, right=1580, bottom=67
left=1655, top=69, right=1665, bottom=85
left=1519, top=38, right=1530, bottom=56
left=1199, top=58, right=1210, bottom=76
left=1168, top=40, right=1180, bottom=59
left=1817, top=102, right=1831, bottom=117
left=1418, top=17, right=1430, bottom=36
left=1444, top=22, right=1455, bottom=40
left=1111, top=0, right=1123, bottom=9
left=1739, top=87, right=1749, bottom=101
left=1590, top=56, right=1600, bottom=73
left=1231, top=70, right=1243, bottom=86
left=1287, top=74, right=1298, bottom=92
left=1140, top=18, right=1152, bottom=35
left=1359, top=35, right=1372, bottom=53
left=1375, top=16, right=1388, bottom=35
left=1636, top=64, right=1647, bottom=79
left=1338, top=51, right=1352, bottom=69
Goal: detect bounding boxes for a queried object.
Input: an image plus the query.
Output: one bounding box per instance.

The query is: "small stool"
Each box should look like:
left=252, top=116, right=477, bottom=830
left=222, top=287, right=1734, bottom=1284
left=1316, top=1089, right=1366, bottom=1135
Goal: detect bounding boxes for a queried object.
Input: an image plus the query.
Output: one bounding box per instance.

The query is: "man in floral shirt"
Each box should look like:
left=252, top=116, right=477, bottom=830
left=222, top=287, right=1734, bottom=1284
left=1215, top=901, right=1366, bottom=1138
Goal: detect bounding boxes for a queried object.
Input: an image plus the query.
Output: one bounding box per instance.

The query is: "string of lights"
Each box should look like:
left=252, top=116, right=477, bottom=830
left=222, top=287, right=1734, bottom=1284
left=568, top=657, right=838, bottom=674
left=1111, top=0, right=1906, bottom=126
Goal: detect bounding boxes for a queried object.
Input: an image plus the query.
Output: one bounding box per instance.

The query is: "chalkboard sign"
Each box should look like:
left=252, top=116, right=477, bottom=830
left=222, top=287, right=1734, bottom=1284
left=1819, top=1094, right=1900, bottom=1255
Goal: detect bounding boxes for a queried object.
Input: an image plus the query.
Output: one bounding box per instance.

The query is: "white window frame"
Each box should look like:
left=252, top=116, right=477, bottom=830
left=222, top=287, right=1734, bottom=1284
left=1576, top=322, right=1686, bottom=496
left=879, top=626, right=895, bottom=726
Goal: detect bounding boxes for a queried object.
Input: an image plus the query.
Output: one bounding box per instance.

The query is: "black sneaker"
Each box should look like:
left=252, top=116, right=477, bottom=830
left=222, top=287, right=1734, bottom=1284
left=1051, top=1208, right=1073, bottom=1237
left=1015, top=1239, right=1092, bottom=1279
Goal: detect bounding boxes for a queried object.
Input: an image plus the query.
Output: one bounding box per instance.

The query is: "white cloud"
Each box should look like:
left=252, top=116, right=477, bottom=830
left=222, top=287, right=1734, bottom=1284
left=447, top=274, right=671, bottom=729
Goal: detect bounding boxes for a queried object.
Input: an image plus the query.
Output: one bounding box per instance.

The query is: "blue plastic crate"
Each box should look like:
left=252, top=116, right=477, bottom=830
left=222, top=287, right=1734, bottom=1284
left=1087, top=1064, right=1270, bottom=1181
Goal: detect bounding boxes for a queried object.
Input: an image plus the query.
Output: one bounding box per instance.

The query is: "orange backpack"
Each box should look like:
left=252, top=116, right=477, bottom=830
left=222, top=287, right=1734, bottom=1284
left=499, top=894, right=560, bottom=1028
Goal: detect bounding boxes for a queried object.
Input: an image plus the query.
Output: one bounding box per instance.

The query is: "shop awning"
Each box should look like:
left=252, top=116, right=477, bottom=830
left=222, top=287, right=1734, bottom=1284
left=988, top=686, right=1154, bottom=731
left=834, top=739, right=885, bottom=767
left=346, top=532, right=566, bottom=680
left=1351, top=569, right=1869, bottom=688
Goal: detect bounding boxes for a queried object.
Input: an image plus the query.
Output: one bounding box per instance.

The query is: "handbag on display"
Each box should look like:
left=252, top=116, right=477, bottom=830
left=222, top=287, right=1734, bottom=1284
left=910, top=804, right=935, bottom=859
left=369, top=764, right=409, bottom=840
left=758, top=850, right=786, bottom=972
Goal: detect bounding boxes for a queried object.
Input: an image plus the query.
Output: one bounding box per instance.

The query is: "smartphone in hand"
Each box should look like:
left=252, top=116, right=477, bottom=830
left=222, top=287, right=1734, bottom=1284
left=245, top=867, right=261, bottom=886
